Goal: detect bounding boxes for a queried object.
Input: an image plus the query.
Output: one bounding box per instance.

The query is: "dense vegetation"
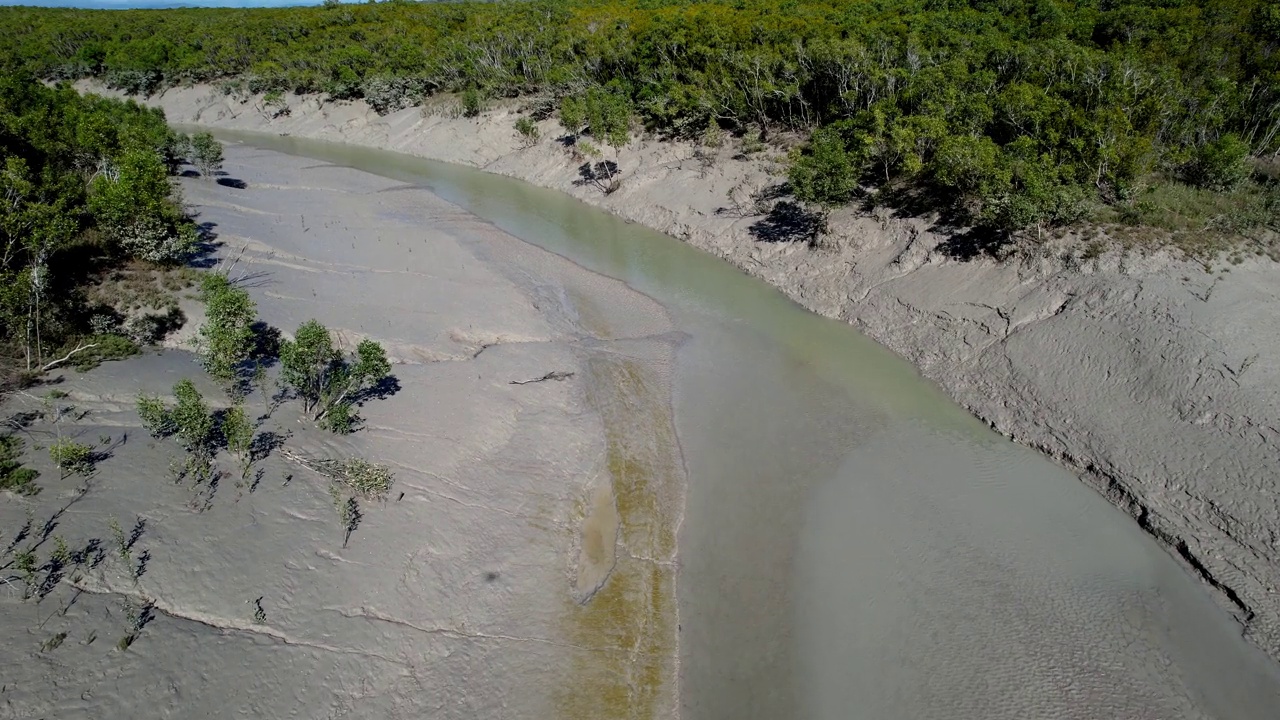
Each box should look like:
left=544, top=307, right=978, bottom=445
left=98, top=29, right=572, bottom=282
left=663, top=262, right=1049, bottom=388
left=0, top=73, right=208, bottom=383
left=0, top=0, right=1277, bottom=244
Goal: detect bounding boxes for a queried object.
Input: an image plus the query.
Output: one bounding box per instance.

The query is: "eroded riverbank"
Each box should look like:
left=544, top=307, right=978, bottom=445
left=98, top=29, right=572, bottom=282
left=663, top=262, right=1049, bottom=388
left=81, top=81, right=1280, bottom=662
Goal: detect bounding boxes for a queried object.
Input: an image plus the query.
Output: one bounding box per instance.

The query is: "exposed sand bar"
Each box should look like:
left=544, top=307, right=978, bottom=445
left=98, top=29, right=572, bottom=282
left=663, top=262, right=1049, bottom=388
left=0, top=145, right=682, bottom=719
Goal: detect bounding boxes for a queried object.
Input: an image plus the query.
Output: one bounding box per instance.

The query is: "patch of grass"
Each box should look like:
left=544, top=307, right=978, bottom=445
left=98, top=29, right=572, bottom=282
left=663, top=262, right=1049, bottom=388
left=90, top=263, right=198, bottom=315
left=63, top=334, right=140, bottom=372
left=1099, top=178, right=1279, bottom=259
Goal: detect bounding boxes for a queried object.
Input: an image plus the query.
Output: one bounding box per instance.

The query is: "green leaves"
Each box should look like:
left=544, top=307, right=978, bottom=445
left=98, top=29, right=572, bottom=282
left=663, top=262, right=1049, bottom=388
left=221, top=401, right=254, bottom=478
left=0, top=434, right=40, bottom=496
left=561, top=88, right=631, bottom=150
left=788, top=126, right=860, bottom=208
left=48, top=438, right=93, bottom=480
left=279, top=319, right=339, bottom=413
left=171, top=378, right=215, bottom=454
left=136, top=393, right=175, bottom=438
left=278, top=319, right=392, bottom=434
left=2, top=0, right=1276, bottom=241
left=1184, top=134, right=1253, bottom=192
left=188, top=132, right=223, bottom=178
left=196, top=273, right=258, bottom=385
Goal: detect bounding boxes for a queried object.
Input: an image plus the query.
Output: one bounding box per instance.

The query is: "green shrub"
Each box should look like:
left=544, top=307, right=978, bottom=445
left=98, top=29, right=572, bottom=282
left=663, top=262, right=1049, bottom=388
left=189, top=132, right=224, bottom=178
left=136, top=393, right=175, bottom=438
left=789, top=126, right=860, bottom=207
left=221, top=401, right=253, bottom=478
left=514, top=116, right=540, bottom=146
left=49, top=438, right=93, bottom=480
left=361, top=75, right=428, bottom=115
left=196, top=274, right=257, bottom=385
left=1184, top=134, right=1253, bottom=191
left=461, top=88, right=484, bottom=118
left=117, top=216, right=197, bottom=266
left=171, top=378, right=214, bottom=453
left=0, top=435, right=40, bottom=495
left=68, top=334, right=140, bottom=372
left=560, top=95, right=586, bottom=135
left=278, top=319, right=391, bottom=433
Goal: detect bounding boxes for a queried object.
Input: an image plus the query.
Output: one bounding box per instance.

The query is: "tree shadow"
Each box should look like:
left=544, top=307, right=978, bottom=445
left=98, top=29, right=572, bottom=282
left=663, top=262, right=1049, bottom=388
left=234, top=270, right=275, bottom=290
left=572, top=161, right=622, bottom=194
left=748, top=201, right=827, bottom=244
left=3, top=515, right=32, bottom=556
left=216, top=178, right=248, bottom=190
left=179, top=169, right=200, bottom=178
left=188, top=221, right=222, bottom=269
left=249, top=322, right=281, bottom=366
left=869, top=184, right=1016, bottom=260
left=135, top=601, right=155, bottom=631
left=341, top=497, right=361, bottom=548
left=37, top=556, right=66, bottom=600
left=133, top=549, right=150, bottom=580
left=74, top=538, right=105, bottom=569
left=89, top=434, right=126, bottom=467
left=249, top=430, right=287, bottom=464
left=190, top=470, right=221, bottom=513
left=934, top=226, right=1013, bottom=260
left=127, top=517, right=146, bottom=552
left=351, top=375, right=401, bottom=407
left=3, top=410, right=41, bottom=434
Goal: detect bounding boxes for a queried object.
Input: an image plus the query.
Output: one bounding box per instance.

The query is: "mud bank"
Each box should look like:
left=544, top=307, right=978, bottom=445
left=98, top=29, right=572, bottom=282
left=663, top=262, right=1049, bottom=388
left=0, top=144, right=682, bottom=719
left=82, top=82, right=1280, bottom=663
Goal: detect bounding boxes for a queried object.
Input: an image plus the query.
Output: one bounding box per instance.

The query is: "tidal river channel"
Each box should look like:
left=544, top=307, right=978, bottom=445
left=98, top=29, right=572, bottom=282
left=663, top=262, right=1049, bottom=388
left=207, top=130, right=1280, bottom=720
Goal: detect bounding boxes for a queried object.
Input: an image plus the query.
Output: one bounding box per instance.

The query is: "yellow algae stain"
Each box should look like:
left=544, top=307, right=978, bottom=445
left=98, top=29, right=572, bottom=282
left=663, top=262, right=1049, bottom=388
left=557, top=355, right=682, bottom=720
left=574, top=480, right=621, bottom=602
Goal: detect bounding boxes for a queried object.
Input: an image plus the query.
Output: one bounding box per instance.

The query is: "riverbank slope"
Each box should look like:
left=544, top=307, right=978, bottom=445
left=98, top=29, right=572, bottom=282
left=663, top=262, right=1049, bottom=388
left=83, top=82, right=1280, bottom=663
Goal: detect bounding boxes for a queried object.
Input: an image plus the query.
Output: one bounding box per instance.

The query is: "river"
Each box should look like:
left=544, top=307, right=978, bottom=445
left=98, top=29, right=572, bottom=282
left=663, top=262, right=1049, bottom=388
left=198, top=129, right=1280, bottom=719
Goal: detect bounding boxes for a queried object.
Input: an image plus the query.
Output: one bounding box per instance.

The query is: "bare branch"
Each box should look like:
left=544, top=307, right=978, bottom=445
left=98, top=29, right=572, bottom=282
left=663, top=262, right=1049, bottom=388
left=41, top=343, right=98, bottom=372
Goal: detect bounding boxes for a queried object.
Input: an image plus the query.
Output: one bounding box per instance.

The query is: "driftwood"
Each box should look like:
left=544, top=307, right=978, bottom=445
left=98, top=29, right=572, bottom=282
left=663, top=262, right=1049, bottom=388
left=509, top=371, right=575, bottom=386
left=280, top=449, right=393, bottom=500
left=41, top=343, right=99, bottom=372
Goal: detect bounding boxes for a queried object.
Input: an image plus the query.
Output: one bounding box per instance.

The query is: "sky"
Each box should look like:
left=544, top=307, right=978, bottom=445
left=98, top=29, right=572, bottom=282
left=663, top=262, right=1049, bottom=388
left=4, top=0, right=340, bottom=7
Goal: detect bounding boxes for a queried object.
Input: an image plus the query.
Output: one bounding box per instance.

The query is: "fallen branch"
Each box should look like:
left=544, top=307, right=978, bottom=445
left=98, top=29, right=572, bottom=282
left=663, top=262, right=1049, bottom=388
left=509, top=371, right=575, bottom=386
left=41, top=343, right=99, bottom=372
left=280, top=449, right=393, bottom=500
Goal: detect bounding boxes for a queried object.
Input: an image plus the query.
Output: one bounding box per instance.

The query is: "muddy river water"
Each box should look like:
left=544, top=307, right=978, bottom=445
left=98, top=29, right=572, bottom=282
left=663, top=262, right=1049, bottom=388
left=208, top=131, right=1280, bottom=719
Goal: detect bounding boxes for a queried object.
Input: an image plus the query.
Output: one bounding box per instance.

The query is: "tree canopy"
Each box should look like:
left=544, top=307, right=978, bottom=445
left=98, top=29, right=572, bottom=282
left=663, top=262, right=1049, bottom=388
left=0, top=73, right=196, bottom=378
left=1, top=0, right=1276, bottom=237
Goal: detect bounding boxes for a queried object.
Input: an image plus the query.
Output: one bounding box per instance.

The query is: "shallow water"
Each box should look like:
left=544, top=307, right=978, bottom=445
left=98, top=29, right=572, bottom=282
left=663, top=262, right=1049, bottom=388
left=203, top=130, right=1280, bottom=718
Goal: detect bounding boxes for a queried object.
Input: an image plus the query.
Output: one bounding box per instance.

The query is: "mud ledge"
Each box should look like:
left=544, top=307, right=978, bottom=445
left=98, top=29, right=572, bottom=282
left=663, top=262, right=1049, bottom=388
left=84, top=81, right=1280, bottom=664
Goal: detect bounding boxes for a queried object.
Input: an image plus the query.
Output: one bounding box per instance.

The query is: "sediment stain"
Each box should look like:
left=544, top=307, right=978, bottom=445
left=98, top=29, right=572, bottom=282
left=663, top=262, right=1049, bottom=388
left=559, top=354, right=683, bottom=720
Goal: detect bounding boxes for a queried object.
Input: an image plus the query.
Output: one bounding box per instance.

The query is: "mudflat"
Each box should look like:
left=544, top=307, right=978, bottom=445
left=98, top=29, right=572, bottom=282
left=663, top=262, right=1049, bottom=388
left=80, top=81, right=1280, bottom=661
left=0, top=145, right=682, bottom=719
